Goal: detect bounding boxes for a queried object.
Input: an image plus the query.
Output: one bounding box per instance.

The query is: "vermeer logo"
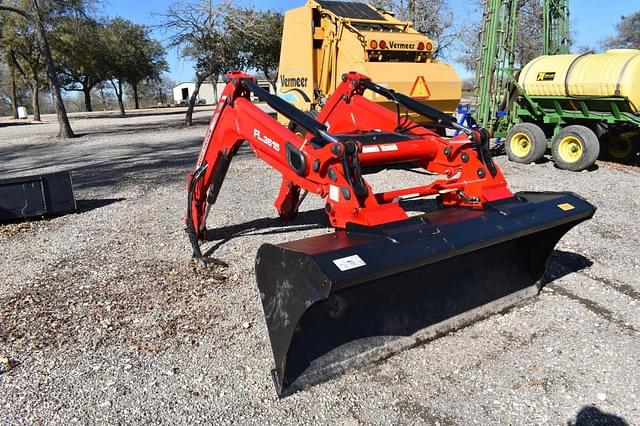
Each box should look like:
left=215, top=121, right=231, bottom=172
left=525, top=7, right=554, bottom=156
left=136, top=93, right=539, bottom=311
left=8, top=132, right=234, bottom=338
left=389, top=42, right=415, bottom=49
left=536, top=72, right=556, bottom=81
left=280, top=76, right=308, bottom=88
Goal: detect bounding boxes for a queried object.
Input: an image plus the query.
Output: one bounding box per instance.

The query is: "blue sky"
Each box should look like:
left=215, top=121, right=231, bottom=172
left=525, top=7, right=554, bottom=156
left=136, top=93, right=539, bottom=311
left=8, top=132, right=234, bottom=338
left=103, top=0, right=639, bottom=82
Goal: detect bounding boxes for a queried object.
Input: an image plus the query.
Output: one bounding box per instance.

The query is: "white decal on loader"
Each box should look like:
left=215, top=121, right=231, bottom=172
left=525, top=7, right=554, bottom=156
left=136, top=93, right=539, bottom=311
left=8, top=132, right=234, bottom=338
left=329, top=185, right=340, bottom=202
left=362, top=145, right=381, bottom=154
left=254, top=129, right=281, bottom=152
left=333, top=254, right=367, bottom=271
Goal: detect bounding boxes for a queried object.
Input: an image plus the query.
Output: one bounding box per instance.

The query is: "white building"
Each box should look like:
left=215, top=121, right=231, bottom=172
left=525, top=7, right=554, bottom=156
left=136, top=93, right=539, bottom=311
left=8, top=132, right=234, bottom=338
left=172, top=82, right=224, bottom=105
left=172, top=79, right=274, bottom=105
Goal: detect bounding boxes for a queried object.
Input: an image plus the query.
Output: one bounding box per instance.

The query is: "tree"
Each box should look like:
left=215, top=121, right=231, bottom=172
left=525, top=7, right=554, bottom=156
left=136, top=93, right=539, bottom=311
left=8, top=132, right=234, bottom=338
left=0, top=57, right=28, bottom=118
left=0, top=0, right=85, bottom=137
left=603, top=12, right=640, bottom=50
left=53, top=16, right=108, bottom=112
left=369, top=0, right=458, bottom=59
left=226, top=8, right=283, bottom=91
left=125, top=38, right=167, bottom=109
left=161, top=0, right=242, bottom=125
left=133, top=73, right=175, bottom=106
left=103, top=17, right=168, bottom=115
left=516, top=0, right=544, bottom=65
left=1, top=5, right=47, bottom=121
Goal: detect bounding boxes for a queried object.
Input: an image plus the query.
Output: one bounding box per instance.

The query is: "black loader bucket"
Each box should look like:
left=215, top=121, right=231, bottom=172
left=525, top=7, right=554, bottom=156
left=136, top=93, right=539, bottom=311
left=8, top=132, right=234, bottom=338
left=255, top=191, right=595, bottom=396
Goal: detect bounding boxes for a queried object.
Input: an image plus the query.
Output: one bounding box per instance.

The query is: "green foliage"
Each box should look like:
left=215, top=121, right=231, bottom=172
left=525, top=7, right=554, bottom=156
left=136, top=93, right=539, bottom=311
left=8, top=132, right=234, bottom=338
left=0, top=1, right=44, bottom=86
left=0, top=0, right=47, bottom=118
left=53, top=17, right=106, bottom=87
left=104, top=17, right=167, bottom=84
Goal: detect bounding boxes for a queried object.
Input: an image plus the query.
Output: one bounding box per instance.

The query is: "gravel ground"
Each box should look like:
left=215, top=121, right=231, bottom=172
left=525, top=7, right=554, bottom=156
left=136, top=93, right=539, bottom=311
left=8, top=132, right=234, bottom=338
left=1, top=109, right=639, bottom=425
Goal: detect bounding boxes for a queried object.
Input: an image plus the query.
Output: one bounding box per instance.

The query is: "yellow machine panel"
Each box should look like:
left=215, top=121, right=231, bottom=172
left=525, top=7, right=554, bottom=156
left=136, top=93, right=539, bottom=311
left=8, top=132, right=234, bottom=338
left=277, top=0, right=462, bottom=122
left=519, top=49, right=640, bottom=112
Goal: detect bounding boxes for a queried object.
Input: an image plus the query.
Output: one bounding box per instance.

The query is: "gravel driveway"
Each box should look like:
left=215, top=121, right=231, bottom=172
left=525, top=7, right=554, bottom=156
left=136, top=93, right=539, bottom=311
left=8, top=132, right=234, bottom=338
left=1, top=109, right=638, bottom=425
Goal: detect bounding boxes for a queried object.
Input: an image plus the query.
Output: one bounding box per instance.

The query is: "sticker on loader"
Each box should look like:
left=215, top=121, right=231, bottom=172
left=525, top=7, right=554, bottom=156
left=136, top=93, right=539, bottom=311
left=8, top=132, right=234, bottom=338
left=557, top=203, right=575, bottom=211
left=332, top=254, right=367, bottom=271
left=410, top=76, right=431, bottom=99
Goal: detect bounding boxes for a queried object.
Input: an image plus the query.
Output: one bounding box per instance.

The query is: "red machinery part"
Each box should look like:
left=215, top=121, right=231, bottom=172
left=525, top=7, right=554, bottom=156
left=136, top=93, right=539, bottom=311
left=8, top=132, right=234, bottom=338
left=187, top=71, right=512, bottom=246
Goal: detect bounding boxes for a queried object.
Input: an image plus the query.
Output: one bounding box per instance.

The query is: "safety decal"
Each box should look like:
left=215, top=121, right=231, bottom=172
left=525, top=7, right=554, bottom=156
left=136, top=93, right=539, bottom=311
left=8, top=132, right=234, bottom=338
left=410, top=76, right=431, bottom=99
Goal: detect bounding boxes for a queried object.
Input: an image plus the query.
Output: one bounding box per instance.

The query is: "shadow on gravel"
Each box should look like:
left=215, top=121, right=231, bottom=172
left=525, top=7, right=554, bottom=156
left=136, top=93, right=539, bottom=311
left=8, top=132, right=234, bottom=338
left=1, top=139, right=255, bottom=193
left=73, top=116, right=210, bottom=138
left=541, top=250, right=593, bottom=286
left=76, top=198, right=125, bottom=213
left=569, top=406, right=629, bottom=426
left=202, top=208, right=328, bottom=257
left=0, top=121, right=43, bottom=128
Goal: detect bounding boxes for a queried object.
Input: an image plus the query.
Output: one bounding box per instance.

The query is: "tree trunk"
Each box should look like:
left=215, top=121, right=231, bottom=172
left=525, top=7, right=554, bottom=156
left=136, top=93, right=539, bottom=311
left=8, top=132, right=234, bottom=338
left=157, top=82, right=165, bottom=105
left=186, top=76, right=206, bottom=126
left=110, top=79, right=126, bottom=116
left=10, top=65, right=18, bottom=120
left=31, top=83, right=41, bottom=121
left=132, top=81, right=140, bottom=109
left=83, top=86, right=93, bottom=112
left=31, top=0, right=74, bottom=138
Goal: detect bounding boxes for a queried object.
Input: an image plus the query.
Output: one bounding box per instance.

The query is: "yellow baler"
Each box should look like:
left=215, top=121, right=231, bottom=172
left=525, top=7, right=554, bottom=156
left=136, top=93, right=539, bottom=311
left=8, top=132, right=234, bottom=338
left=276, top=0, right=461, bottom=123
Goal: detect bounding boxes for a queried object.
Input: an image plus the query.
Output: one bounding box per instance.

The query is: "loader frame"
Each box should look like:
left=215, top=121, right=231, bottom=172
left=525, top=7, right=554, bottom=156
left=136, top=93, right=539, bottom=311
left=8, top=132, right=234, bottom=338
left=187, top=71, right=511, bottom=260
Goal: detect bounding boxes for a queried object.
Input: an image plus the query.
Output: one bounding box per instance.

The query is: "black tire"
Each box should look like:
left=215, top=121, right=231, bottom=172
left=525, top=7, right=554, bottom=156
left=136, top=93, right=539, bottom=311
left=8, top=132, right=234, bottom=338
left=505, top=123, right=548, bottom=164
left=551, top=125, right=600, bottom=171
left=603, top=130, right=638, bottom=161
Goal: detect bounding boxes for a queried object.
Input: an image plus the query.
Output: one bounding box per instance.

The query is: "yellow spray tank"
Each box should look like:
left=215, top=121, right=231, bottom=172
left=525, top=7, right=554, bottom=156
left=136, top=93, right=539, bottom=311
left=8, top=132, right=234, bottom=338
left=503, top=49, right=640, bottom=171
left=518, top=49, right=640, bottom=112
left=276, top=0, right=462, bottom=124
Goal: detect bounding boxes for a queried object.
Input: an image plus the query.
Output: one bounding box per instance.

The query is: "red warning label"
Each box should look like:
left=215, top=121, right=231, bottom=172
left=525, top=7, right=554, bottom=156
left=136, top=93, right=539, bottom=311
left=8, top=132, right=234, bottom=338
left=410, top=76, right=431, bottom=99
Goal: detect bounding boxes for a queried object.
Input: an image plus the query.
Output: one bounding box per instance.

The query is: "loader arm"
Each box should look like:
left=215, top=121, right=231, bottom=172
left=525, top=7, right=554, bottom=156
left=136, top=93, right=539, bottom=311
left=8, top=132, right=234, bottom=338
left=187, top=71, right=513, bottom=259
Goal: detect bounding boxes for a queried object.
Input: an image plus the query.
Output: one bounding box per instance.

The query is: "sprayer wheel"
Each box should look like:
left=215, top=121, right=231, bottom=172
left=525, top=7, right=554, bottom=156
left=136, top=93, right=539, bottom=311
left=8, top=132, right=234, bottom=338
left=506, top=123, right=548, bottom=164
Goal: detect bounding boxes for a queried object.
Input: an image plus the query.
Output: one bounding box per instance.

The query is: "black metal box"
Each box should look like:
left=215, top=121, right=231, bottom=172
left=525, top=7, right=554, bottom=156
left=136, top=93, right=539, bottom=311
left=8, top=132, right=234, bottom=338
left=0, top=171, right=77, bottom=222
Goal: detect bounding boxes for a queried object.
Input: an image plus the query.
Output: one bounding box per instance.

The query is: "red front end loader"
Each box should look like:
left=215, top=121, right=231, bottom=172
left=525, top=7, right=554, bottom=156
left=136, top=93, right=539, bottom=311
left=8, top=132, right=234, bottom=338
left=186, top=71, right=595, bottom=397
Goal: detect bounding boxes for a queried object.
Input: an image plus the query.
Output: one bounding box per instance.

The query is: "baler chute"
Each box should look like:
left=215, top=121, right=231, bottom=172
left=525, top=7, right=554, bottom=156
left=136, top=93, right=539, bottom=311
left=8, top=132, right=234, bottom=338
left=186, top=71, right=595, bottom=397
